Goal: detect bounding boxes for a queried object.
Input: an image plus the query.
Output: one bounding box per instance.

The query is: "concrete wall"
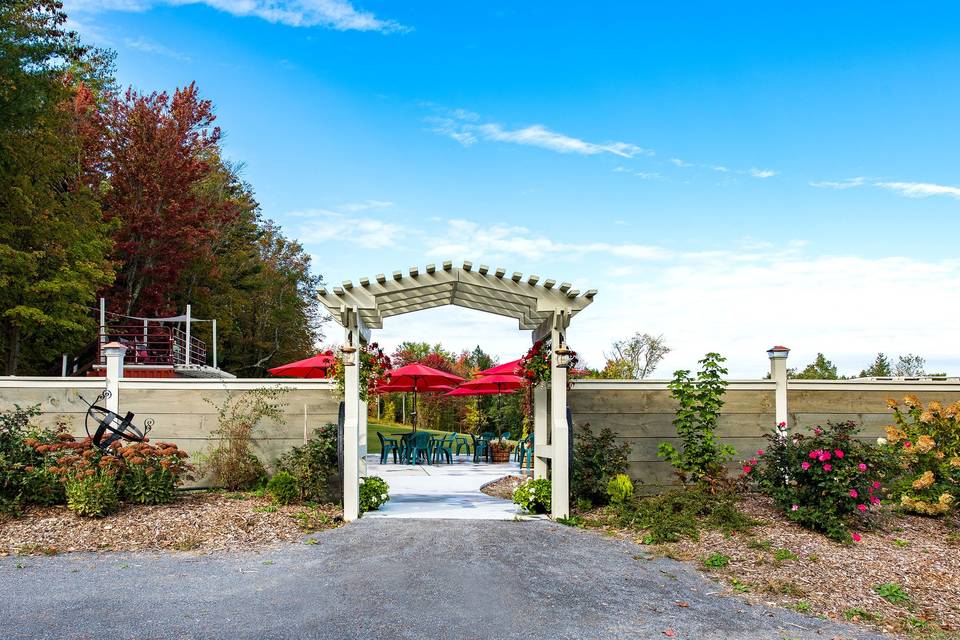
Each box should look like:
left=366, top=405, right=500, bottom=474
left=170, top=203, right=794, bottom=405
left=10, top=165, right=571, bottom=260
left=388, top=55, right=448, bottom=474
left=569, top=379, right=960, bottom=489
left=4, top=376, right=960, bottom=490
left=0, top=377, right=339, bottom=484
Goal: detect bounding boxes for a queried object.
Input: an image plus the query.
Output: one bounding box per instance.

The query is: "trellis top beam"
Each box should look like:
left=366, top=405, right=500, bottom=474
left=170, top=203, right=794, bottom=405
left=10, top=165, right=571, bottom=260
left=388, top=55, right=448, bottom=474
left=319, top=262, right=596, bottom=331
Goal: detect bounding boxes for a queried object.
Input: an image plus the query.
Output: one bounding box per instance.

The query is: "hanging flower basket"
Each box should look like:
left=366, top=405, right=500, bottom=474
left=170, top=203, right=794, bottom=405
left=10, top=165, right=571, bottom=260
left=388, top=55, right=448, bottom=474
left=332, top=342, right=392, bottom=401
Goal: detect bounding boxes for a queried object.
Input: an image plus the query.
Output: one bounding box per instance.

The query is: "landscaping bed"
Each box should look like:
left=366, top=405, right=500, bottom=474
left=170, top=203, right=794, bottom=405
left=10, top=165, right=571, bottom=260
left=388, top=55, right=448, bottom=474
left=0, top=491, right=341, bottom=555
left=576, top=493, right=960, bottom=639
left=480, top=475, right=526, bottom=500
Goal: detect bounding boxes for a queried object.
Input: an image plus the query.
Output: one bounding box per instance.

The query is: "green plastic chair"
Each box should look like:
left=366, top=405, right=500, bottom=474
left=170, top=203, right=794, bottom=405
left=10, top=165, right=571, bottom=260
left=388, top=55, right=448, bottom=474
left=517, top=433, right=534, bottom=468
left=500, top=431, right=511, bottom=442
left=432, top=433, right=456, bottom=464
left=472, top=433, right=491, bottom=463
left=377, top=432, right=401, bottom=464
left=454, top=433, right=471, bottom=456
left=403, top=431, right=433, bottom=465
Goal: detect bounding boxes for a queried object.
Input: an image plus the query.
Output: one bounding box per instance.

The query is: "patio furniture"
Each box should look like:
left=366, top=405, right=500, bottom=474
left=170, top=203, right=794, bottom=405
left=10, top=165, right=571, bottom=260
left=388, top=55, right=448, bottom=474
left=500, top=431, right=511, bottom=441
left=472, top=433, right=491, bottom=463
left=432, top=433, right=456, bottom=464
left=403, top=431, right=433, bottom=465
left=516, top=433, right=534, bottom=468
left=454, top=433, right=471, bottom=456
left=377, top=431, right=401, bottom=464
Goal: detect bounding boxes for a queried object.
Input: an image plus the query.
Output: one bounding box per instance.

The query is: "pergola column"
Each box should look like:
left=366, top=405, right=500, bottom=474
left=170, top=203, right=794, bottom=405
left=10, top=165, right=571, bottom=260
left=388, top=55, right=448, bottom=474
left=532, top=384, right=548, bottom=479
left=341, top=306, right=362, bottom=522
left=549, top=312, right=570, bottom=519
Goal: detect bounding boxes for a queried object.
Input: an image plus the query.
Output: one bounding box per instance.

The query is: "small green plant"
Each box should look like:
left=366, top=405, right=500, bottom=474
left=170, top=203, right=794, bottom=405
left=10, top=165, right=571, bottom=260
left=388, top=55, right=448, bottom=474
left=844, top=608, right=880, bottom=622
left=575, top=497, right=593, bottom=511
left=892, top=538, right=910, bottom=548
left=793, top=601, right=812, bottom=614
left=204, top=387, right=287, bottom=490
left=513, top=478, right=551, bottom=514
left=729, top=578, right=750, bottom=593
left=292, top=508, right=333, bottom=533
left=606, top=473, right=634, bottom=509
left=572, top=424, right=632, bottom=505
left=556, top=514, right=583, bottom=527
left=123, top=466, right=176, bottom=505
left=266, top=470, right=299, bottom=505
left=773, top=548, right=798, bottom=562
left=874, top=582, right=910, bottom=605
left=658, top=353, right=735, bottom=484
left=254, top=504, right=278, bottom=513
left=747, top=538, right=773, bottom=551
left=615, top=486, right=754, bottom=544
left=359, top=476, right=390, bottom=514
left=65, top=472, right=120, bottom=517
left=702, top=553, right=730, bottom=568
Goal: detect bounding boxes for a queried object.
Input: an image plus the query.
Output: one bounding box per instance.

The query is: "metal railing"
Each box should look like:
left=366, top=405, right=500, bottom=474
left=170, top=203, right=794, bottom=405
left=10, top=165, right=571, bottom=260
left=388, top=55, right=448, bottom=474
left=97, top=325, right=206, bottom=367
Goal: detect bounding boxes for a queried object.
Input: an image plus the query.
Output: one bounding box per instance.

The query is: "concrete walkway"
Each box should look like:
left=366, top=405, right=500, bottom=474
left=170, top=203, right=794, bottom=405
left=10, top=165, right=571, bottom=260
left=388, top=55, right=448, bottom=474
left=363, top=453, right=527, bottom=519
left=0, top=518, right=891, bottom=640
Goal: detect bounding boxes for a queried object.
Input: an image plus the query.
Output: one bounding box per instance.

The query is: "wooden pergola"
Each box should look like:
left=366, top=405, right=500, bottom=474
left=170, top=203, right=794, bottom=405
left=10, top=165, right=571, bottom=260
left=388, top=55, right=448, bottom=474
left=319, top=261, right=596, bottom=521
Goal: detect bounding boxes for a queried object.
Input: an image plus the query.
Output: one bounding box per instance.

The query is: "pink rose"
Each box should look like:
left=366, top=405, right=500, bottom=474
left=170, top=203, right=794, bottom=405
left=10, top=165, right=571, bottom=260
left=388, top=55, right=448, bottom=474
left=823, top=464, right=833, bottom=472
left=852, top=533, right=862, bottom=542
left=801, top=462, right=810, bottom=470
left=857, top=504, right=867, bottom=512
left=872, top=481, right=881, bottom=489
left=814, top=427, right=823, bottom=435
left=870, top=497, right=881, bottom=505
left=757, top=449, right=765, bottom=456
left=849, top=489, right=858, bottom=498
left=809, top=450, right=819, bottom=459
left=858, top=463, right=867, bottom=472
left=742, top=465, right=752, bottom=474
left=791, top=504, right=799, bottom=511
left=904, top=441, right=912, bottom=448
left=834, top=449, right=844, bottom=459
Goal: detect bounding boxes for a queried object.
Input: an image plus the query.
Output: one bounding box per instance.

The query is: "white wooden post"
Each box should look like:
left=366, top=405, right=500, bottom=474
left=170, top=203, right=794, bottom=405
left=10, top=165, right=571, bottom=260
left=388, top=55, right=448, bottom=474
left=184, top=304, right=192, bottom=366
left=102, top=342, right=126, bottom=414
left=342, top=307, right=361, bottom=522
left=212, top=319, right=218, bottom=369
left=768, top=345, right=790, bottom=432
left=550, top=313, right=570, bottom=519
left=533, top=385, right=548, bottom=479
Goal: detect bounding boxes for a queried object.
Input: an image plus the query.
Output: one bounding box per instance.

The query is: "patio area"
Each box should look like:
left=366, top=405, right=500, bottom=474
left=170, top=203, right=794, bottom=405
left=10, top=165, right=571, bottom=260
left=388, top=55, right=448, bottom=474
left=364, top=453, right=530, bottom=520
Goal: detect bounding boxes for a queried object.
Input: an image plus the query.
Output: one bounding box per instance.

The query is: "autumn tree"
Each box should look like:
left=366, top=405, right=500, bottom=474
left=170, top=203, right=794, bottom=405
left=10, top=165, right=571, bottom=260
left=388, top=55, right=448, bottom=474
left=0, top=2, right=114, bottom=373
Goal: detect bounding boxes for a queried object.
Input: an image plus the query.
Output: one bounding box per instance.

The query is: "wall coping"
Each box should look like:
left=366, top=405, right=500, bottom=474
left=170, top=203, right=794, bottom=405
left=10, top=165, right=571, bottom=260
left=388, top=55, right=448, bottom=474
left=572, top=379, right=960, bottom=392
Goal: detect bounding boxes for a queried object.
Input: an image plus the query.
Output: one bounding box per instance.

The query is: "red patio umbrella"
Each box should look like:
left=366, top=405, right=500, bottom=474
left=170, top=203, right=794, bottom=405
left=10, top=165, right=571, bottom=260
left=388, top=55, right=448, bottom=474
left=378, top=363, right=464, bottom=431
left=477, top=359, right=522, bottom=376
left=447, top=374, right=524, bottom=435
left=267, top=352, right=336, bottom=379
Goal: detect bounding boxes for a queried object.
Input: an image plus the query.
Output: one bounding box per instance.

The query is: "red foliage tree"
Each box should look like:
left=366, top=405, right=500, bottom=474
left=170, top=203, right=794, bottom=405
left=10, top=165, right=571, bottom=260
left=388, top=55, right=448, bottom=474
left=100, top=82, right=234, bottom=315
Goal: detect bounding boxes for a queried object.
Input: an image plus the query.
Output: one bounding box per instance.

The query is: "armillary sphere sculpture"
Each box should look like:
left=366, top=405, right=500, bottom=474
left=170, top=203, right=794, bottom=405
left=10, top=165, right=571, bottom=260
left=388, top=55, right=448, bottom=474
left=79, top=390, right=154, bottom=451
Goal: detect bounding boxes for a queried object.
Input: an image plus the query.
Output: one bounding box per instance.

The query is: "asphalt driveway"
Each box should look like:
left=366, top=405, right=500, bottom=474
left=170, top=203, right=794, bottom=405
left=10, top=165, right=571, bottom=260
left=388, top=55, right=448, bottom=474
left=1, top=518, right=890, bottom=640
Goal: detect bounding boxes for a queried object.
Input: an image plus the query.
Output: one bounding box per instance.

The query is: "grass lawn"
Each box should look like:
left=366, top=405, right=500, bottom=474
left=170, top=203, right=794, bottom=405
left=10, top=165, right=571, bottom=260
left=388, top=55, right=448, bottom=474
left=366, top=421, right=461, bottom=454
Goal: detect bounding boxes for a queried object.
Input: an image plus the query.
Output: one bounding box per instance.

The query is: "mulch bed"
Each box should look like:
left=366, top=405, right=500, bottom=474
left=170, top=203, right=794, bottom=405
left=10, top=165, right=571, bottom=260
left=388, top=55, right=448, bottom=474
left=0, top=492, right=342, bottom=555
left=580, top=494, right=960, bottom=638
left=480, top=475, right=526, bottom=500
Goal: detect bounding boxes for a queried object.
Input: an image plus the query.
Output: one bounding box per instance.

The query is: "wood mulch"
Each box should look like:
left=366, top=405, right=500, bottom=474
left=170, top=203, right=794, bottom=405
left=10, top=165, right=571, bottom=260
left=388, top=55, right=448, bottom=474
left=0, top=491, right=342, bottom=555
left=480, top=475, right=526, bottom=500
left=579, top=494, right=960, bottom=639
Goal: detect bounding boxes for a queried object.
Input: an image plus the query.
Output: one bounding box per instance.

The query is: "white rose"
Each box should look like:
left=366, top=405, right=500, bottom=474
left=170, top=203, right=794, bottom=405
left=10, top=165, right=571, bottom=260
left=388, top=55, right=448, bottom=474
left=877, top=437, right=888, bottom=445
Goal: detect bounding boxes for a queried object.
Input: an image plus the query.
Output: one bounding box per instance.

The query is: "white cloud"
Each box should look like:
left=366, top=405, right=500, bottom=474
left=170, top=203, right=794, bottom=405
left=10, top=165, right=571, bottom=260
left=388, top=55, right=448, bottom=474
left=874, top=181, right=960, bottom=199
left=428, top=115, right=652, bottom=159
left=123, top=36, right=190, bottom=60
left=748, top=168, right=777, bottom=178
left=291, top=204, right=404, bottom=249
left=67, top=0, right=408, bottom=32
left=809, top=177, right=868, bottom=190
left=669, top=157, right=692, bottom=167
left=810, top=177, right=960, bottom=200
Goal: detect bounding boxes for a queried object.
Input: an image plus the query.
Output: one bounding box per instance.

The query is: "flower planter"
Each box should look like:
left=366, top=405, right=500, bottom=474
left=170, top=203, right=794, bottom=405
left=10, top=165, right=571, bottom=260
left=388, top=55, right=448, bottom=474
left=490, top=443, right=513, bottom=463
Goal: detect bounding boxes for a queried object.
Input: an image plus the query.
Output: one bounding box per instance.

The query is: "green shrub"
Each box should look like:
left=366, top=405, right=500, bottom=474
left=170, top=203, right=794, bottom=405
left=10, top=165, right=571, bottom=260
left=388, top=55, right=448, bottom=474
left=617, top=486, right=754, bottom=544
left=658, top=353, right=736, bottom=484
left=745, top=420, right=888, bottom=542
left=20, top=465, right=65, bottom=507
left=123, top=466, right=176, bottom=505
left=0, top=405, right=47, bottom=513
left=65, top=472, right=120, bottom=517
left=267, top=470, right=299, bottom=505
left=513, top=478, right=551, bottom=514
left=204, top=388, right=287, bottom=490
left=277, top=424, right=340, bottom=503
left=359, top=476, right=389, bottom=513
left=606, top=473, right=634, bottom=508
left=572, top=423, right=631, bottom=505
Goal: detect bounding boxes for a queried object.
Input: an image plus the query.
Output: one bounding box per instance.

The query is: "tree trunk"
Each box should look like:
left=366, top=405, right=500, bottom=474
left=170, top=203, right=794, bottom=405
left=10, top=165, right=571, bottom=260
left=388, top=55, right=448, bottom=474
left=4, top=322, right=21, bottom=376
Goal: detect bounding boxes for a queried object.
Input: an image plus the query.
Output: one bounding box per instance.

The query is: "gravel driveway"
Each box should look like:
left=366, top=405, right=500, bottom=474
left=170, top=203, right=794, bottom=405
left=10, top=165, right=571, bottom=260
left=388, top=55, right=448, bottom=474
left=1, top=518, right=891, bottom=640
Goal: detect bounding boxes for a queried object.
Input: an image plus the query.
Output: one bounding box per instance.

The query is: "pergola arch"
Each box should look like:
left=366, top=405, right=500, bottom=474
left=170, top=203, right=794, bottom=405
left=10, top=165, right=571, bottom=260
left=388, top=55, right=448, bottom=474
left=320, top=261, right=596, bottom=522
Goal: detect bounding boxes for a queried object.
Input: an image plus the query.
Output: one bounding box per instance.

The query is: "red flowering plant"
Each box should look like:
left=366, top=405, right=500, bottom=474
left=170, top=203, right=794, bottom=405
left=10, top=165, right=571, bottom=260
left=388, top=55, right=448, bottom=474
left=742, top=420, right=890, bottom=542
left=332, top=342, right=392, bottom=401
left=517, top=339, right=579, bottom=387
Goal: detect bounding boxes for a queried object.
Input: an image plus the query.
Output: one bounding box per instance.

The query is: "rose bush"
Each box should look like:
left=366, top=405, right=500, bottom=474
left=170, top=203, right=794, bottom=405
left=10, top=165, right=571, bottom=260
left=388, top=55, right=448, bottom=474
left=332, top=342, right=392, bottom=401
left=744, top=420, right=887, bottom=542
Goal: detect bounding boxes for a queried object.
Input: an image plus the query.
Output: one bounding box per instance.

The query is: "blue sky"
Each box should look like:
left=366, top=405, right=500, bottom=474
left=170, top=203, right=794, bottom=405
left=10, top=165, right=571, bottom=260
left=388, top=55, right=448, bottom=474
left=66, top=1, right=960, bottom=376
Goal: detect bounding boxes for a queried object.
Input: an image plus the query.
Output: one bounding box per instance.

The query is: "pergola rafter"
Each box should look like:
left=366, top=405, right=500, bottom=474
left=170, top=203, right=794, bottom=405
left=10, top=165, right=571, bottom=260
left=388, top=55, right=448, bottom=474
left=324, top=261, right=596, bottom=522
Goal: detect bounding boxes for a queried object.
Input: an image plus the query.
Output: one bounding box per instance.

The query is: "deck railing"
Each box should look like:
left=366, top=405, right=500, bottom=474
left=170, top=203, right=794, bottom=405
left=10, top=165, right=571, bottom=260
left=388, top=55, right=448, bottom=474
left=97, top=325, right=206, bottom=367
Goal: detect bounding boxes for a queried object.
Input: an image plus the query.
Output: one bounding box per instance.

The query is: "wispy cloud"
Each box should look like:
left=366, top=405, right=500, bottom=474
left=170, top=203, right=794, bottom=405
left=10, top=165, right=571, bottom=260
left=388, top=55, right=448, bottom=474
left=874, top=181, right=960, bottom=199
left=669, top=156, right=775, bottom=179
left=810, top=177, right=960, bottom=200
left=428, top=110, right=652, bottom=159
left=425, top=219, right=670, bottom=261
left=123, top=36, right=190, bottom=61
left=748, top=168, right=777, bottom=178
left=69, top=0, right=408, bottom=33
left=290, top=203, right=404, bottom=249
